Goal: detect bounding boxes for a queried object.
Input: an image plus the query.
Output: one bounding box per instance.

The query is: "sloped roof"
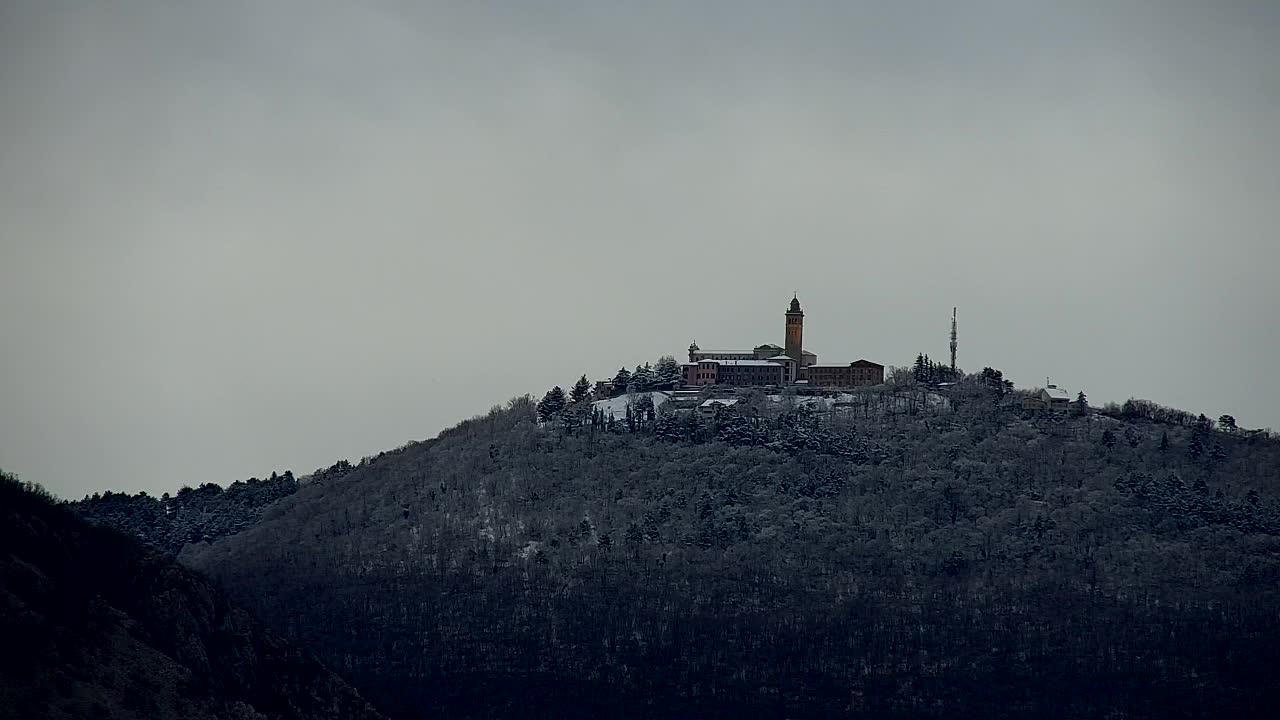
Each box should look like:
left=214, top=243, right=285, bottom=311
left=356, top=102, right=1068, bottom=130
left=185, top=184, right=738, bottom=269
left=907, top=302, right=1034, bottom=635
left=696, top=359, right=782, bottom=367
left=806, top=360, right=883, bottom=369
left=1042, top=386, right=1072, bottom=401
left=700, top=399, right=740, bottom=408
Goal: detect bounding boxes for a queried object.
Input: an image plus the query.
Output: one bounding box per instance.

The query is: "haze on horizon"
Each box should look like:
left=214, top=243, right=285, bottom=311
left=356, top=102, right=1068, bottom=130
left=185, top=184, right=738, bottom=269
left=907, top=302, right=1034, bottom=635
left=2, top=1, right=1277, bottom=500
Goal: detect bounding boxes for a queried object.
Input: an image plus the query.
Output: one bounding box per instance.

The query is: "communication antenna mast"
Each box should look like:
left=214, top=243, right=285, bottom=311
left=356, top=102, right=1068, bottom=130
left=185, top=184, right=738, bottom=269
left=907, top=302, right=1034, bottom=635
left=949, top=307, right=958, bottom=372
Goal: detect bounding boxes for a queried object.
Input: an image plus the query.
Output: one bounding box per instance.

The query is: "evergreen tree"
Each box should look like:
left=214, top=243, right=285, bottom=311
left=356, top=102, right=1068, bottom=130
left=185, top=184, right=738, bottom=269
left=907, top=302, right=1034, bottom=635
left=537, top=386, right=567, bottom=423
left=1159, top=431, right=1170, bottom=453
left=643, top=512, right=661, bottom=543
left=1218, top=414, right=1237, bottom=432
left=1187, top=433, right=1205, bottom=461
left=655, top=355, right=682, bottom=388
left=1101, top=429, right=1116, bottom=451
left=625, top=522, right=644, bottom=546
left=630, top=364, right=654, bottom=392
left=1076, top=391, right=1089, bottom=416
left=654, top=413, right=684, bottom=443
left=979, top=367, right=1010, bottom=395
left=914, top=354, right=927, bottom=383
left=570, top=375, right=592, bottom=405
left=632, top=393, right=656, bottom=430
left=1124, top=426, right=1140, bottom=448
left=611, top=367, right=632, bottom=395
left=560, top=406, right=580, bottom=435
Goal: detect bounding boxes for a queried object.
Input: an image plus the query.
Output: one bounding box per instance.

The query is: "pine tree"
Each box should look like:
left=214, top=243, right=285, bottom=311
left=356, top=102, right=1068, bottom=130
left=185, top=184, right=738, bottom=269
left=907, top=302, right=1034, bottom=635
left=570, top=375, right=592, bottom=405
left=1124, top=426, right=1140, bottom=448
left=654, top=413, right=683, bottom=442
left=655, top=355, right=682, bottom=388
left=914, top=354, right=927, bottom=383
left=537, top=386, right=566, bottom=423
left=1159, top=431, right=1170, bottom=453
left=630, top=364, right=652, bottom=392
left=1076, top=391, right=1089, bottom=416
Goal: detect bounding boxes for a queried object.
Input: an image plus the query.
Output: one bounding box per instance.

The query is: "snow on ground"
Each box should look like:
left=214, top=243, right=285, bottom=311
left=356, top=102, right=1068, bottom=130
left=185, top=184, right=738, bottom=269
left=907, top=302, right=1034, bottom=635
left=591, top=391, right=671, bottom=420
left=766, top=390, right=950, bottom=413
left=518, top=540, right=542, bottom=559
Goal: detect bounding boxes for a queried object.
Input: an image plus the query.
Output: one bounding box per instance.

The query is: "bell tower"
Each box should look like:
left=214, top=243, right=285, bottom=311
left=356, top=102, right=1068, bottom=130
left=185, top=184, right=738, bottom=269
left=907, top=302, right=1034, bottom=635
left=784, top=294, right=804, bottom=363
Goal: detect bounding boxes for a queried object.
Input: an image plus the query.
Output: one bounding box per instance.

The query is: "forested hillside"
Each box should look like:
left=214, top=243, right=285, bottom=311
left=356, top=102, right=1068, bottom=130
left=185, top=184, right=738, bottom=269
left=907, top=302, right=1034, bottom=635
left=0, top=471, right=385, bottom=720
left=74, top=471, right=302, bottom=554
left=175, top=377, right=1280, bottom=719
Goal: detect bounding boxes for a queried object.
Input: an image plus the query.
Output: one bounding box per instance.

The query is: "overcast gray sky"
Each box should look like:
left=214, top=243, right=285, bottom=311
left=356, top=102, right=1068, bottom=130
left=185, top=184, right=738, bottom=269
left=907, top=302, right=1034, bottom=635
left=2, top=1, right=1277, bottom=499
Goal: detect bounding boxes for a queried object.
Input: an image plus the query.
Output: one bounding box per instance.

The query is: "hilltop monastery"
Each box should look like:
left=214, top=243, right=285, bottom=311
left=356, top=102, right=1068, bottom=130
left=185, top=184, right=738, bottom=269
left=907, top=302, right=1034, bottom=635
left=682, top=296, right=884, bottom=388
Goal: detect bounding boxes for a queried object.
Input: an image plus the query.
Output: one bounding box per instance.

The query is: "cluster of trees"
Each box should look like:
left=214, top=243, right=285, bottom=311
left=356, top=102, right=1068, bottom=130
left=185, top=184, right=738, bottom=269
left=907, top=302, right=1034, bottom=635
left=533, top=354, right=689, bottom=427
left=608, top=356, right=684, bottom=396
left=651, top=404, right=882, bottom=463
left=168, top=377, right=1280, bottom=719
left=912, top=353, right=959, bottom=384
left=535, top=375, right=607, bottom=431
left=1113, top=470, right=1278, bottom=539
left=1101, top=398, right=1272, bottom=437
left=73, top=471, right=300, bottom=554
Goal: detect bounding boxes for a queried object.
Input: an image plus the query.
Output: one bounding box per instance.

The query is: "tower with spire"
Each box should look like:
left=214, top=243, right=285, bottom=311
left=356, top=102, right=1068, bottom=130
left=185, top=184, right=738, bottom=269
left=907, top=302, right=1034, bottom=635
left=785, top=294, right=804, bottom=364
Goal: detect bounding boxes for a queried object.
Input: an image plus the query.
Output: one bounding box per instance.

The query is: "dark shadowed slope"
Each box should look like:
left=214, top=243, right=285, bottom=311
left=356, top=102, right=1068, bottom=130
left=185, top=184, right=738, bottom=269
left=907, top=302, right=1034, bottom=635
left=0, top=471, right=385, bottom=720
left=180, top=387, right=1280, bottom=719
